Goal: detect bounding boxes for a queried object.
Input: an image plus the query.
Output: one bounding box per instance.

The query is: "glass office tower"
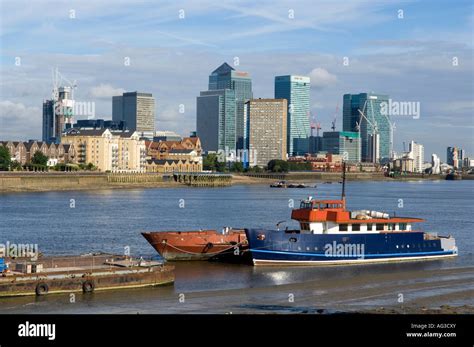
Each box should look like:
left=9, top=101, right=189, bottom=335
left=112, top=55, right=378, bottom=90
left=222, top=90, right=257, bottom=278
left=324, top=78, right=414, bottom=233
left=275, top=75, right=311, bottom=156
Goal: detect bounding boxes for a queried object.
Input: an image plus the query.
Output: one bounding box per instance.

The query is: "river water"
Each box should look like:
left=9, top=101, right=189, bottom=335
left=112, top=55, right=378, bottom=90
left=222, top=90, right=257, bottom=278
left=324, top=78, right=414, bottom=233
left=0, top=181, right=473, bottom=313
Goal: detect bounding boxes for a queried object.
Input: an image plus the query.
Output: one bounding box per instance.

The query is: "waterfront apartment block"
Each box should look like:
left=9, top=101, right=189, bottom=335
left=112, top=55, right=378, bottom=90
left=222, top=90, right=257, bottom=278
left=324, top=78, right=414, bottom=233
left=0, top=140, right=76, bottom=166
left=275, top=75, right=311, bottom=156
left=409, top=140, right=424, bottom=173
left=245, top=99, right=287, bottom=167
left=61, top=128, right=146, bottom=172
left=208, top=62, right=252, bottom=150
left=322, top=131, right=361, bottom=162
left=113, top=92, right=155, bottom=139
left=145, top=137, right=202, bottom=172
left=343, top=93, right=390, bottom=163
left=196, top=89, right=236, bottom=152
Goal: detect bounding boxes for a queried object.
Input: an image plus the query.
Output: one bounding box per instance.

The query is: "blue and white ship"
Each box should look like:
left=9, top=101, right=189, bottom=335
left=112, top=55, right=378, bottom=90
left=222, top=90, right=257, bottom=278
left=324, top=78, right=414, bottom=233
left=245, top=167, right=458, bottom=266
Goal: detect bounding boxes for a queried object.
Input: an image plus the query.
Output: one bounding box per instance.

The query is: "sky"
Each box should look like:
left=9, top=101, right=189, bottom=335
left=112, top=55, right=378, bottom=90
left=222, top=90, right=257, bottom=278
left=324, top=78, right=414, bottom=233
left=0, top=0, right=473, bottom=161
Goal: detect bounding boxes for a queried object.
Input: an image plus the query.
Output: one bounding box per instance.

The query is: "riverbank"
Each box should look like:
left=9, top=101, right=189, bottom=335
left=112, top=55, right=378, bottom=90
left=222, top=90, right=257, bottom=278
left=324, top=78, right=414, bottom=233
left=1, top=262, right=472, bottom=314
left=1, top=171, right=471, bottom=193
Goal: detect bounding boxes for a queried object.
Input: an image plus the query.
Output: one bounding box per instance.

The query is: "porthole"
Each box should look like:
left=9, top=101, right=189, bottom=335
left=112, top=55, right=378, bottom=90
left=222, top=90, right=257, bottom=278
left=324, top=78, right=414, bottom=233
left=396, top=245, right=399, bottom=249
left=407, top=245, right=410, bottom=248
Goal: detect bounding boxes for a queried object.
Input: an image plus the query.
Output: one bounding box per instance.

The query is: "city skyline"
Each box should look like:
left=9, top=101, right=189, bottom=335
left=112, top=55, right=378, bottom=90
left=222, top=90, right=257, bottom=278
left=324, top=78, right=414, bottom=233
left=1, top=0, right=473, bottom=160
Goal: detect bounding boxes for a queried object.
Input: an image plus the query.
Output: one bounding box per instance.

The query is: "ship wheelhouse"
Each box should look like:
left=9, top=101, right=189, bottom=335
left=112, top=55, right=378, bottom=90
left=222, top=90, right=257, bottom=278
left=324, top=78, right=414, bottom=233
left=291, top=197, right=423, bottom=235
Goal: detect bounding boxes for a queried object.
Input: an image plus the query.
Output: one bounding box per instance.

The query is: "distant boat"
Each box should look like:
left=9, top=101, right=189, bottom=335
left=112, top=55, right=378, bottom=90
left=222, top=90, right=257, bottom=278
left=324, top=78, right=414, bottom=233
left=270, top=181, right=287, bottom=188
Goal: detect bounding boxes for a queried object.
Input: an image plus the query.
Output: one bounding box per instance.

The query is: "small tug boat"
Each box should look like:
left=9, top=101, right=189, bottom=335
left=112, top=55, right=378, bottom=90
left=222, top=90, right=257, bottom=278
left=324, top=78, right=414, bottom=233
left=246, top=163, right=458, bottom=266
left=142, top=228, right=248, bottom=261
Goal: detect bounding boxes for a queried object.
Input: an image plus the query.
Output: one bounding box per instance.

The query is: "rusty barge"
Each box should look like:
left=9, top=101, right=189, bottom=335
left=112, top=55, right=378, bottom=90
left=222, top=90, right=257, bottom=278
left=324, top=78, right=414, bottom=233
left=0, top=254, right=174, bottom=297
left=142, top=228, right=250, bottom=262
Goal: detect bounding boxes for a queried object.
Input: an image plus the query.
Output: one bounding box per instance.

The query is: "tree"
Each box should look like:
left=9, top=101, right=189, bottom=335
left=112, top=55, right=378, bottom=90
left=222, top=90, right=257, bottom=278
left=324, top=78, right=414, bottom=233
left=203, top=153, right=227, bottom=172
left=0, top=146, right=11, bottom=171
left=31, top=151, right=48, bottom=166
left=10, top=161, right=22, bottom=171
left=230, top=162, right=244, bottom=172
left=267, top=159, right=289, bottom=173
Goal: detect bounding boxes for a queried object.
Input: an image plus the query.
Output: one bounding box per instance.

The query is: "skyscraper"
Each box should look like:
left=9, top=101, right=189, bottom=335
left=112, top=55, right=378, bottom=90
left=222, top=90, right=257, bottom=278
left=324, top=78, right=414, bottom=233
left=208, top=62, right=252, bottom=150
left=343, top=93, right=390, bottom=163
left=42, top=86, right=75, bottom=143
left=112, top=92, right=155, bottom=139
left=196, top=89, right=236, bottom=152
left=42, top=100, right=55, bottom=142
left=409, top=140, right=424, bottom=173
left=245, top=99, right=287, bottom=167
left=447, top=146, right=463, bottom=169
left=275, top=75, right=311, bottom=156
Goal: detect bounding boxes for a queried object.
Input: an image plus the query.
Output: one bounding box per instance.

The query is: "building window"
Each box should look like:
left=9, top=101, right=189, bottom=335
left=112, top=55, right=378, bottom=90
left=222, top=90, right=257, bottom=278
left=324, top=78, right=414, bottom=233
left=367, top=223, right=373, bottom=231
left=399, top=223, right=407, bottom=230
left=352, top=224, right=360, bottom=231
left=339, top=224, right=348, bottom=232
left=376, top=224, right=384, bottom=231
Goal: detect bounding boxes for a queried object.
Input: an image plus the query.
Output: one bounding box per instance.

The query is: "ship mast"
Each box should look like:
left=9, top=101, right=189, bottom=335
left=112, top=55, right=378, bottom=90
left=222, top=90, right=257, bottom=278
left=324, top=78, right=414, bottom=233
left=341, top=161, right=346, bottom=208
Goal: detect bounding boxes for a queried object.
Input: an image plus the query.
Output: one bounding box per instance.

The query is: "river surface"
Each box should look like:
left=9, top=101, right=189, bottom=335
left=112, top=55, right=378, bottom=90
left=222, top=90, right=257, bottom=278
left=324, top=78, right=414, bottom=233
left=0, top=181, right=473, bottom=313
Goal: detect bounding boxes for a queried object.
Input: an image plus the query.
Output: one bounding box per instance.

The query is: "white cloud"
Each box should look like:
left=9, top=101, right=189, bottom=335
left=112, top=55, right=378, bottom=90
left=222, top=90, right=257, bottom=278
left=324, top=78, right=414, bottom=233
left=0, top=101, right=41, bottom=140
left=309, top=68, right=338, bottom=89
left=89, top=84, right=126, bottom=99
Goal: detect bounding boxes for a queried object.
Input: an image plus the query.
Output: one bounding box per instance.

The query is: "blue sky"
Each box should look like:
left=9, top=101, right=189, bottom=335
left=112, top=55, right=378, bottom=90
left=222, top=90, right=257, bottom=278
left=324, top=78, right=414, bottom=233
left=1, top=0, right=473, bottom=160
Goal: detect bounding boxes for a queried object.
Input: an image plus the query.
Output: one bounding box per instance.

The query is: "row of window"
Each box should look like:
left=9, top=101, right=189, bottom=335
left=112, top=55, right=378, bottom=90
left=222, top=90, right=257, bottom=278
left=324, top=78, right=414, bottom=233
left=300, top=223, right=409, bottom=232
left=339, top=223, right=408, bottom=232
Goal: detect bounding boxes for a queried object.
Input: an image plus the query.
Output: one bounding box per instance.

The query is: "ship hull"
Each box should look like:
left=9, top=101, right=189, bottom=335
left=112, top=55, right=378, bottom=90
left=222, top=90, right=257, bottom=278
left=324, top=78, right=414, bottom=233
left=245, top=229, right=458, bottom=266
left=142, top=230, right=248, bottom=261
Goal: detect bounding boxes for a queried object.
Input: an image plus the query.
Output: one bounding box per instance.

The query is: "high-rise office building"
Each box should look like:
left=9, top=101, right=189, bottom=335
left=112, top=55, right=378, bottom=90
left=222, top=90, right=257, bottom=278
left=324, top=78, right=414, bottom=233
left=208, top=62, right=252, bottom=150
left=42, top=100, right=55, bottom=142
left=196, top=89, right=236, bottom=152
left=245, top=99, right=287, bottom=167
left=112, top=92, right=155, bottom=139
left=409, top=140, right=424, bottom=173
left=322, top=131, right=361, bottom=162
left=275, top=75, right=311, bottom=156
left=42, top=86, right=75, bottom=143
left=343, top=93, right=390, bottom=163
left=447, top=146, right=463, bottom=169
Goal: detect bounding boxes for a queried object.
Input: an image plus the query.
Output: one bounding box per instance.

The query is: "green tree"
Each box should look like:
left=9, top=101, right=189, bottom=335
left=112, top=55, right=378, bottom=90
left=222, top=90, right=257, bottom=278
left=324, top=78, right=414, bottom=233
left=10, top=161, right=22, bottom=171
left=0, top=146, right=11, bottom=171
left=267, top=159, right=289, bottom=173
left=203, top=153, right=227, bottom=172
left=230, top=162, right=244, bottom=172
left=31, top=151, right=48, bottom=166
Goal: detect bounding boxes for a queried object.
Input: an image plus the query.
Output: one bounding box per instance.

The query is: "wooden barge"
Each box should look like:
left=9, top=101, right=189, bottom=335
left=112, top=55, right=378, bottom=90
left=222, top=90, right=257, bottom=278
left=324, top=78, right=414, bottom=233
left=0, top=254, right=174, bottom=297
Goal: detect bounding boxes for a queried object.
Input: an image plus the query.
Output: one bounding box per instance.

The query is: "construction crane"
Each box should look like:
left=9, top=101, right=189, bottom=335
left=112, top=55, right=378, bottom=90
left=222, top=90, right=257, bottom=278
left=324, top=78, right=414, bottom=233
left=331, top=105, right=339, bottom=131
left=52, top=67, right=77, bottom=101
left=357, top=98, right=379, bottom=163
